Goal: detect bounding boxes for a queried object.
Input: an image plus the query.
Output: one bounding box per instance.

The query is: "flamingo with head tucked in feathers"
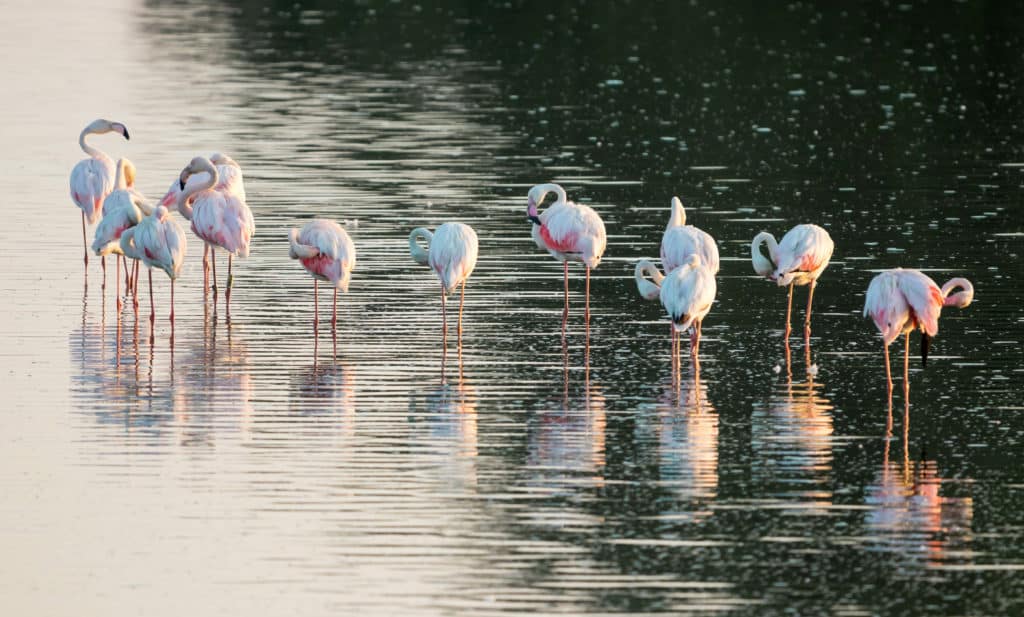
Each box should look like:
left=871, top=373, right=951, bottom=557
left=526, top=183, right=606, bottom=337
left=410, top=222, right=479, bottom=347
left=70, top=118, right=130, bottom=274
left=751, top=224, right=834, bottom=340
left=119, top=206, right=187, bottom=334
left=93, top=158, right=150, bottom=310
left=640, top=254, right=716, bottom=367
left=161, top=153, right=246, bottom=293
left=636, top=196, right=720, bottom=358
left=176, top=156, right=255, bottom=320
left=289, top=219, right=356, bottom=331
left=863, top=268, right=973, bottom=400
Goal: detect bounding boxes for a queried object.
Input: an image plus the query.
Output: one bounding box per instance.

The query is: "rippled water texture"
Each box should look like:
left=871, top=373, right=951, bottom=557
left=2, top=0, right=1023, bottom=614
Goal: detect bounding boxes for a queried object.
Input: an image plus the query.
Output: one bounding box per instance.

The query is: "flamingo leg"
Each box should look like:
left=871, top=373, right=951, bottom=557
left=170, top=278, right=175, bottom=325
left=148, top=270, right=155, bottom=342
left=784, top=282, right=794, bottom=340
left=441, top=283, right=448, bottom=349
left=458, top=279, right=466, bottom=345
left=203, top=244, right=210, bottom=294
left=132, top=261, right=139, bottom=311
left=81, top=211, right=88, bottom=267
left=903, top=331, right=911, bottom=403
left=211, top=250, right=218, bottom=300
left=884, top=340, right=893, bottom=399
left=585, top=266, right=591, bottom=336
left=562, top=261, right=569, bottom=337
left=226, top=254, right=233, bottom=320
left=805, top=280, right=817, bottom=338
left=313, top=279, right=319, bottom=329
left=101, top=254, right=107, bottom=290
left=331, top=287, right=337, bottom=329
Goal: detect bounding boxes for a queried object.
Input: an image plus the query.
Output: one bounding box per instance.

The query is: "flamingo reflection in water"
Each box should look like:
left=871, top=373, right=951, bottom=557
left=408, top=355, right=479, bottom=488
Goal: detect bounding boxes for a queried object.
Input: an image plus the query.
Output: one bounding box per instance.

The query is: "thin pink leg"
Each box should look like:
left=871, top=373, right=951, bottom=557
left=226, top=254, right=233, bottom=321
left=784, top=282, right=794, bottom=340
left=562, top=261, right=569, bottom=338
left=884, top=341, right=893, bottom=401
left=458, top=280, right=466, bottom=345
left=101, top=254, right=107, bottom=290
left=81, top=211, right=88, bottom=268
left=805, top=280, right=817, bottom=338
left=585, top=266, right=591, bottom=336
left=170, top=279, right=175, bottom=324
left=441, top=283, right=448, bottom=348
left=211, top=251, right=218, bottom=305
left=313, top=279, right=319, bottom=329
left=203, top=244, right=210, bottom=294
left=148, top=270, right=155, bottom=326
left=115, top=256, right=122, bottom=312
left=903, top=331, right=911, bottom=403
left=332, top=287, right=338, bottom=329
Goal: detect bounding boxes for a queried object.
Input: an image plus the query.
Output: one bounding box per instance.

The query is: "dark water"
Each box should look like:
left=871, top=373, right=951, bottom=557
left=2, top=0, right=1023, bottom=614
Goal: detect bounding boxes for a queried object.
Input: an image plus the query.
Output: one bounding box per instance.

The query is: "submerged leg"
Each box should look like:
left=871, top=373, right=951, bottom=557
left=562, top=261, right=569, bottom=337
left=805, top=280, right=817, bottom=338
left=784, top=282, right=794, bottom=340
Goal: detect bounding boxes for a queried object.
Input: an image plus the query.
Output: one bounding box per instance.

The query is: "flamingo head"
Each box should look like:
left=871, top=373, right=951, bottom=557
left=179, top=156, right=214, bottom=189
left=153, top=205, right=170, bottom=221
left=86, top=118, right=130, bottom=140
left=526, top=188, right=543, bottom=224
left=122, top=158, right=137, bottom=188
left=775, top=270, right=796, bottom=286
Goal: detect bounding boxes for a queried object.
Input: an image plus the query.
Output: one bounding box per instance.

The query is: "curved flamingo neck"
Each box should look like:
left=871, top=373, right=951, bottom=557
left=941, top=277, right=974, bottom=308
left=634, top=259, right=664, bottom=301
left=751, top=231, right=778, bottom=277
left=409, top=227, right=433, bottom=266
left=177, top=160, right=218, bottom=220
left=114, top=159, right=128, bottom=190
left=79, top=127, right=104, bottom=159
left=528, top=183, right=568, bottom=221
left=668, top=197, right=686, bottom=229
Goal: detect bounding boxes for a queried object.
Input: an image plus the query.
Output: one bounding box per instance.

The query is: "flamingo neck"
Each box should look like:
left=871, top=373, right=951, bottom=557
left=114, top=159, right=128, bottom=190
left=751, top=231, right=778, bottom=277
left=78, top=127, right=103, bottom=159
left=528, top=183, right=568, bottom=222
left=668, top=196, right=686, bottom=229
left=409, top=227, right=433, bottom=266
left=177, top=161, right=218, bottom=220
left=941, top=277, right=974, bottom=308
left=634, top=259, right=665, bottom=301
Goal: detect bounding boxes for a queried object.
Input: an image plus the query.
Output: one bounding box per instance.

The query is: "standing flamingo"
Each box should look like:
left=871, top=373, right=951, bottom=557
left=69, top=118, right=130, bottom=274
left=93, top=158, right=151, bottom=311
left=176, top=156, right=255, bottom=319
left=637, top=196, right=720, bottom=359
left=751, top=224, right=834, bottom=339
left=161, top=153, right=246, bottom=293
left=658, top=254, right=717, bottom=363
left=119, top=206, right=187, bottom=332
left=289, top=219, right=356, bottom=331
left=409, top=222, right=479, bottom=347
left=863, top=268, right=974, bottom=400
left=526, top=183, right=606, bottom=336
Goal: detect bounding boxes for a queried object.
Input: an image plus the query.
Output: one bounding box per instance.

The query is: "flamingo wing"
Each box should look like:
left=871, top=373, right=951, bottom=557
left=662, top=226, right=720, bottom=274
left=777, top=224, right=833, bottom=275
left=70, top=157, right=114, bottom=224
left=864, top=271, right=910, bottom=344
left=896, top=269, right=943, bottom=337
left=430, top=223, right=479, bottom=292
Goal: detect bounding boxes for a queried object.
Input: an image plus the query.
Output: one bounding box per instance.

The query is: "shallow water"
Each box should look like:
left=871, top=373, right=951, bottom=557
left=2, top=0, right=1023, bottom=615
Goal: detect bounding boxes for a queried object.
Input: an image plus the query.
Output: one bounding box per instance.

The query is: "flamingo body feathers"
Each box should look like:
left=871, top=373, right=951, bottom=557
left=289, top=219, right=356, bottom=291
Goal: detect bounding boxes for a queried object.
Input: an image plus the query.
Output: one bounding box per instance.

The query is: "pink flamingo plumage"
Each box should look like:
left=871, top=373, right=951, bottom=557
left=176, top=156, right=255, bottom=320
left=751, top=224, right=834, bottom=340
left=119, top=205, right=187, bottom=335
left=160, top=153, right=246, bottom=293
left=526, top=183, right=607, bottom=337
left=92, top=158, right=150, bottom=311
left=409, top=222, right=479, bottom=347
left=69, top=118, right=130, bottom=276
left=289, top=218, right=356, bottom=331
left=863, top=268, right=974, bottom=400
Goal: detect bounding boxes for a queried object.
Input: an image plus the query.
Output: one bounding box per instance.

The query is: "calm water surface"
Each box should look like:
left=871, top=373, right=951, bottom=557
left=2, top=0, right=1023, bottom=614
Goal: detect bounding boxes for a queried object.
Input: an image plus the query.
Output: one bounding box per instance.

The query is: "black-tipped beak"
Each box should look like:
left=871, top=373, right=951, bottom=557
left=527, top=215, right=541, bottom=225
left=921, top=332, right=930, bottom=368
left=179, top=178, right=186, bottom=190
left=123, top=128, right=130, bottom=141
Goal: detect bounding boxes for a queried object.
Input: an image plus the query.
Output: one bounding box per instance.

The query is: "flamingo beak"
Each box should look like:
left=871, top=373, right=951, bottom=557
left=179, top=171, right=189, bottom=190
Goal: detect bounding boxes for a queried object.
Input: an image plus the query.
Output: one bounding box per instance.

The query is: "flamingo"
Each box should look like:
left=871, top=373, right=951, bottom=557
left=656, top=254, right=717, bottom=364
left=161, top=153, right=246, bottom=293
left=409, top=222, right=479, bottom=346
left=526, top=183, right=607, bottom=336
left=69, top=118, right=130, bottom=274
left=92, top=158, right=151, bottom=311
left=751, top=224, right=834, bottom=340
left=636, top=196, right=720, bottom=358
left=863, top=268, right=974, bottom=400
left=176, top=156, right=255, bottom=319
left=119, top=205, right=187, bottom=331
left=289, top=218, right=356, bottom=331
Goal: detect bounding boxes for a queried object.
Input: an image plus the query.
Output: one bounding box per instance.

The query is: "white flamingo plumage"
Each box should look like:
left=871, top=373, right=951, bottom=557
left=657, top=254, right=717, bottom=363
left=863, top=268, right=974, bottom=399
left=410, top=222, right=479, bottom=346
left=526, top=183, right=607, bottom=336
left=119, top=205, right=187, bottom=333
left=69, top=118, right=130, bottom=273
left=289, top=218, right=357, bottom=331
left=751, top=224, right=834, bottom=339
left=93, top=158, right=150, bottom=310
left=177, top=156, right=255, bottom=319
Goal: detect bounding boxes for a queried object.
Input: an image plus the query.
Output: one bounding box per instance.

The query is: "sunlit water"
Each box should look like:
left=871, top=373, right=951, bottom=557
left=2, top=1, right=1023, bottom=615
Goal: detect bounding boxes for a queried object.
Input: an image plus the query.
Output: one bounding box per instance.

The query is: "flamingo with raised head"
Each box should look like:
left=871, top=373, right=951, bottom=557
left=410, top=222, right=479, bottom=346
left=526, top=183, right=606, bottom=336
left=177, top=156, right=255, bottom=319
left=289, top=218, right=356, bottom=331
left=751, top=224, right=834, bottom=340
left=69, top=118, right=130, bottom=274
left=161, top=153, right=246, bottom=293
left=119, top=206, right=187, bottom=331
left=93, top=158, right=151, bottom=310
left=863, top=268, right=974, bottom=400
left=636, top=196, right=720, bottom=358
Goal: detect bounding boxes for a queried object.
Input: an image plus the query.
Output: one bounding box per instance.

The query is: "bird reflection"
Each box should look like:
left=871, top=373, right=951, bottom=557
left=865, top=417, right=974, bottom=568
left=408, top=355, right=479, bottom=488
left=526, top=343, right=606, bottom=491
left=751, top=341, right=834, bottom=508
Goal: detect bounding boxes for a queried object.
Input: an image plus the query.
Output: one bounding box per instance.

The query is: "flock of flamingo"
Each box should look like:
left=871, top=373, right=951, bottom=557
left=71, top=118, right=975, bottom=402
